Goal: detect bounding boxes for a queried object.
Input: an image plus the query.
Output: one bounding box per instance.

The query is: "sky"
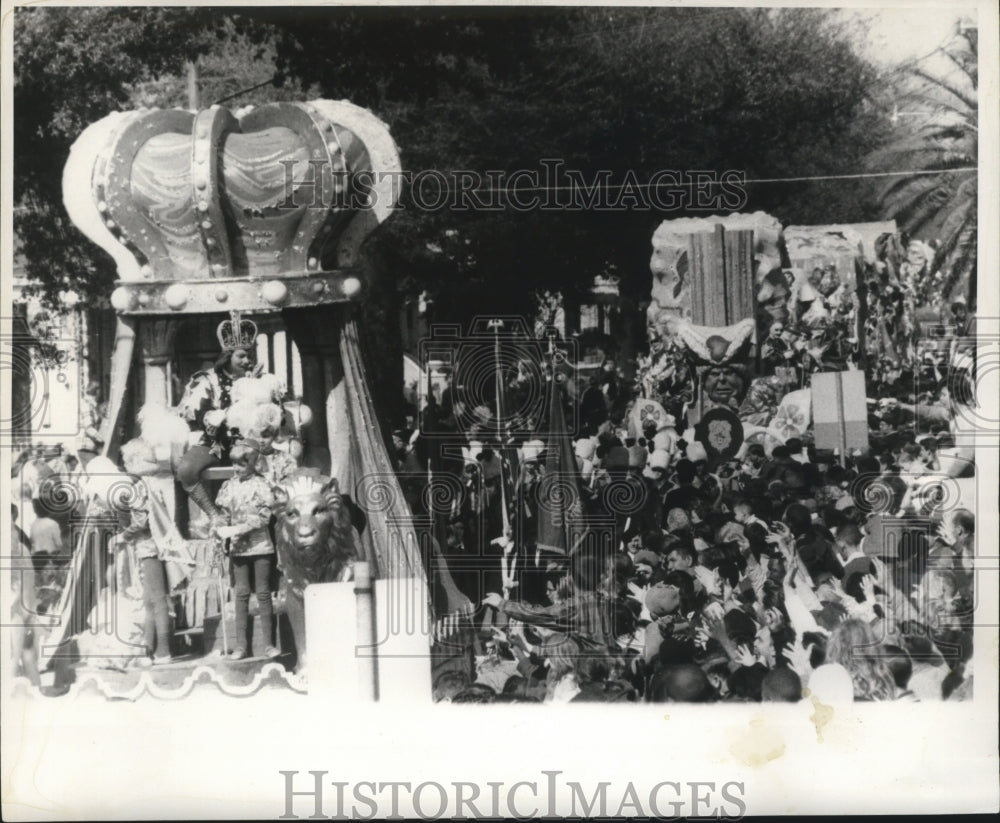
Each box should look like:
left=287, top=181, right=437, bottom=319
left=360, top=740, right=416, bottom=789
left=842, top=5, right=976, bottom=70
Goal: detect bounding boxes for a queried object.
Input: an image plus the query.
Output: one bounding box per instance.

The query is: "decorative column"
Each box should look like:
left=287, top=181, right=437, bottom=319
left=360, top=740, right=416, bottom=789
left=100, top=316, right=137, bottom=457
left=139, top=318, right=180, bottom=407
left=283, top=306, right=342, bottom=474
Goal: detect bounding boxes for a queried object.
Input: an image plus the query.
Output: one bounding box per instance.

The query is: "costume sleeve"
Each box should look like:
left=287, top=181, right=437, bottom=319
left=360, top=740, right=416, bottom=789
left=244, top=498, right=271, bottom=531
left=215, top=480, right=233, bottom=519
left=272, top=452, right=298, bottom=484
left=178, top=371, right=216, bottom=427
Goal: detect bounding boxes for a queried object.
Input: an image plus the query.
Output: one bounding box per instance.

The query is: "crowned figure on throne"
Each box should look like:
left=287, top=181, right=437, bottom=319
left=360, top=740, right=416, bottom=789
left=176, top=311, right=269, bottom=520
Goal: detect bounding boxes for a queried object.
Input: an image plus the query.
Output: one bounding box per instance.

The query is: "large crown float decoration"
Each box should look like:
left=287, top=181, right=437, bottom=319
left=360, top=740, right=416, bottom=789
left=64, top=100, right=401, bottom=314
left=57, top=99, right=473, bottom=684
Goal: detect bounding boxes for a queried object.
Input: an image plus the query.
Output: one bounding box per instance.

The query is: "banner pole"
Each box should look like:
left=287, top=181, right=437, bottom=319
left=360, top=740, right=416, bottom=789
left=835, top=372, right=848, bottom=468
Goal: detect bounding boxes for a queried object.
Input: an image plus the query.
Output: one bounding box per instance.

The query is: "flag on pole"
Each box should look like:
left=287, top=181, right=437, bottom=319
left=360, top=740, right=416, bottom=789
left=535, top=362, right=584, bottom=556
left=426, top=390, right=449, bottom=552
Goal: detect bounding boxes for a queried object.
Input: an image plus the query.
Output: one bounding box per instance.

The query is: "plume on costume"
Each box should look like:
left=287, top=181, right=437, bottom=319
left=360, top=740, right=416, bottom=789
left=230, top=374, right=286, bottom=406
left=252, top=403, right=283, bottom=436
left=226, top=401, right=282, bottom=438
left=137, top=403, right=192, bottom=452
left=120, top=437, right=159, bottom=476
left=226, top=401, right=256, bottom=439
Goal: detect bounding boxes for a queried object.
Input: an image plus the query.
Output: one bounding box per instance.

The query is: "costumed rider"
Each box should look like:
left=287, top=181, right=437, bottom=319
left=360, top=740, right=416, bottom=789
left=177, top=310, right=266, bottom=520
left=213, top=438, right=279, bottom=660
left=113, top=407, right=196, bottom=668
left=117, top=438, right=173, bottom=667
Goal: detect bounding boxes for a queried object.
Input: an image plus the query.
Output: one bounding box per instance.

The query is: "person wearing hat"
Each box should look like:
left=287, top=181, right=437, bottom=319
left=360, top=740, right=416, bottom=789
left=237, top=408, right=300, bottom=490
left=642, top=571, right=697, bottom=665
left=176, top=313, right=265, bottom=520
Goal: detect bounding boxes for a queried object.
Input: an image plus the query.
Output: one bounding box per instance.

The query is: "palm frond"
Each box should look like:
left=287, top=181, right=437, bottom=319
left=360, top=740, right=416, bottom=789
left=912, top=68, right=976, bottom=111
left=870, top=30, right=977, bottom=305
left=891, top=185, right=953, bottom=234
left=878, top=173, right=945, bottom=208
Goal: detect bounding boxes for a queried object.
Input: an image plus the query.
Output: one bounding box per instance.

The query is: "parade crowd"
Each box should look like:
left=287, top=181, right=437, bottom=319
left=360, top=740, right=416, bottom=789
left=399, top=295, right=978, bottom=705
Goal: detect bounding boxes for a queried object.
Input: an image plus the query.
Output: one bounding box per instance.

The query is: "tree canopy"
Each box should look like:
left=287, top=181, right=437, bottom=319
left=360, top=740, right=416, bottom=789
left=267, top=6, right=889, bottom=322
left=873, top=27, right=977, bottom=305
left=15, top=5, right=891, bottom=321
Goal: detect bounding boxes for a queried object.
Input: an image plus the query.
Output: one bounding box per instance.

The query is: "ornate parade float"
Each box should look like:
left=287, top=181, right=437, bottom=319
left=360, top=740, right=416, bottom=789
left=643, top=211, right=796, bottom=461
left=45, top=99, right=470, bottom=698
left=642, top=212, right=890, bottom=461
left=639, top=210, right=974, bottom=503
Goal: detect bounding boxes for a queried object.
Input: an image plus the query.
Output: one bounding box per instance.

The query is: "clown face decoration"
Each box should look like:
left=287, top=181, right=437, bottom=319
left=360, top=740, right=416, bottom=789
left=703, top=365, right=747, bottom=409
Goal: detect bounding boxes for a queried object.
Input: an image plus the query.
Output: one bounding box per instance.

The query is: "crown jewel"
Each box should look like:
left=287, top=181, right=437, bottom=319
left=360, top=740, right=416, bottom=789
left=217, top=310, right=258, bottom=352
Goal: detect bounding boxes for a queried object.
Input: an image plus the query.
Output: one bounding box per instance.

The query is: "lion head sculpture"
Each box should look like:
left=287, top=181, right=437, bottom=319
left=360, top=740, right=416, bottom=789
left=271, top=469, right=367, bottom=669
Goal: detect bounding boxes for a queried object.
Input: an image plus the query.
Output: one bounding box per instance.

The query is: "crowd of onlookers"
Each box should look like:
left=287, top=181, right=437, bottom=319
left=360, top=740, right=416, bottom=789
left=11, top=443, right=89, bottom=613
left=395, top=294, right=979, bottom=704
